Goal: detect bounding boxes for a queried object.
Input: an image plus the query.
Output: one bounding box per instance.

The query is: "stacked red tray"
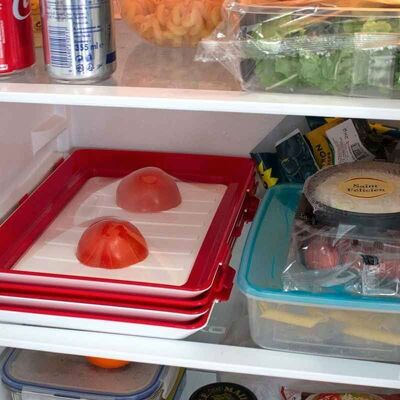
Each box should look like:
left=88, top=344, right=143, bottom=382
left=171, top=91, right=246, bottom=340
left=0, top=149, right=257, bottom=338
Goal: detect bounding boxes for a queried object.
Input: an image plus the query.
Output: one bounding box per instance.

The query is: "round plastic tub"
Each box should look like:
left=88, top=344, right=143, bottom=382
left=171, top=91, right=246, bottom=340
left=1, top=349, right=180, bottom=400
left=120, top=0, right=223, bottom=47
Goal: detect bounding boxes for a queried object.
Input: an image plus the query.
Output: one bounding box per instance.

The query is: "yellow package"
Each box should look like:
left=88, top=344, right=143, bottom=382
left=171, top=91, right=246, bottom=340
left=306, top=118, right=344, bottom=168
left=369, top=122, right=400, bottom=138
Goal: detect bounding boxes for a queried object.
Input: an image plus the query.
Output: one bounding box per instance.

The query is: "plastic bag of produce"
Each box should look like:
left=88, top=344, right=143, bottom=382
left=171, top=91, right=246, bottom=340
left=283, top=160, right=400, bottom=296
left=196, top=1, right=400, bottom=97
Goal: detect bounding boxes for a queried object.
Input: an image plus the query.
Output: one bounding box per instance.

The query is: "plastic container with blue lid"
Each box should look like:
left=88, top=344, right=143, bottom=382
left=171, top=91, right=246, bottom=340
left=238, top=184, right=400, bottom=362
left=1, top=349, right=179, bottom=400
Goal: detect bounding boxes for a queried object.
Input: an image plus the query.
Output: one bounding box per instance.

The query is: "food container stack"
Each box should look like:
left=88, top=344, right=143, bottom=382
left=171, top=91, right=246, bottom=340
left=0, top=149, right=257, bottom=339
left=1, top=348, right=184, bottom=400
left=238, top=173, right=400, bottom=362
left=197, top=0, right=400, bottom=97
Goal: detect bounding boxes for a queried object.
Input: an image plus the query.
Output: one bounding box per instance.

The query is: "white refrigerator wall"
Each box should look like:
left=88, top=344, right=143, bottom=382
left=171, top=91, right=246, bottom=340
left=0, top=103, right=70, bottom=218
left=0, top=104, right=283, bottom=219
left=69, top=106, right=284, bottom=156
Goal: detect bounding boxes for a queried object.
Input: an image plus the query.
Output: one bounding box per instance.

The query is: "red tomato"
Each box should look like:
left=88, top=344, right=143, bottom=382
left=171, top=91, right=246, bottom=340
left=117, top=167, right=181, bottom=213
left=304, top=237, right=340, bottom=270
left=77, top=219, right=148, bottom=269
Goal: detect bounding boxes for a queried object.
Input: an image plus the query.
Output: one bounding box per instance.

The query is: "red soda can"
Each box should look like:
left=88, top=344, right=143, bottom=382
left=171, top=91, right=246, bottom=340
left=0, top=0, right=35, bottom=76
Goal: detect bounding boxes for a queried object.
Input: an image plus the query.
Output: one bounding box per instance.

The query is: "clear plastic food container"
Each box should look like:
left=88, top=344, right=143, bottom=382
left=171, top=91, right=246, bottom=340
left=120, top=0, right=223, bottom=47
left=198, top=2, right=400, bottom=97
left=238, top=184, right=400, bottom=362
left=1, top=348, right=181, bottom=400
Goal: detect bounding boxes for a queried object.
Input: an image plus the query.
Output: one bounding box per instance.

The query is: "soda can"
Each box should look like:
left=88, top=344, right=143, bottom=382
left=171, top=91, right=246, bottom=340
left=41, top=0, right=116, bottom=83
left=0, top=0, right=35, bottom=76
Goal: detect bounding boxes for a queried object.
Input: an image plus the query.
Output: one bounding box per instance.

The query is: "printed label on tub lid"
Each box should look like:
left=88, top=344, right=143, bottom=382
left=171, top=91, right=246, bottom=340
left=338, top=177, right=394, bottom=199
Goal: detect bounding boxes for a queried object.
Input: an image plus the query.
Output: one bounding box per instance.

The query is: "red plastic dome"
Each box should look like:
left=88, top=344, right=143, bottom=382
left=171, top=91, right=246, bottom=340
left=77, top=219, right=148, bottom=269
left=117, top=167, right=182, bottom=213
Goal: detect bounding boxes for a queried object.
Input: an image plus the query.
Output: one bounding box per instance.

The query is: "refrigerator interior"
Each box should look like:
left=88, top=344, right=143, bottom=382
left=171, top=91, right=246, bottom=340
left=0, top=347, right=399, bottom=400
left=0, top=103, right=283, bottom=218
left=2, top=102, right=400, bottom=395
left=2, top=103, right=400, bottom=342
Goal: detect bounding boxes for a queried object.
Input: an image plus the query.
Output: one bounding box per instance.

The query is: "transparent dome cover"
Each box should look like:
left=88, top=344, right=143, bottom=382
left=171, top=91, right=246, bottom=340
left=77, top=219, right=148, bottom=269
left=117, top=167, right=182, bottom=213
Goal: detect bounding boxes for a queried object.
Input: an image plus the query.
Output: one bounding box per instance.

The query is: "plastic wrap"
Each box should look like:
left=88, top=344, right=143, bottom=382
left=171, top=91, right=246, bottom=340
left=283, top=161, right=400, bottom=296
left=197, top=1, right=400, bottom=97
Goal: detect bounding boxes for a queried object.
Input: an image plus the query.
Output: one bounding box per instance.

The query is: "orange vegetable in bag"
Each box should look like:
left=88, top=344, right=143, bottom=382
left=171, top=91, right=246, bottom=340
left=86, top=357, right=130, bottom=369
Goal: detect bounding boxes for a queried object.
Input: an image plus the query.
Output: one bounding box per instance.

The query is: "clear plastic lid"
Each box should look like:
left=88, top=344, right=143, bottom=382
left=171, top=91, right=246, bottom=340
left=2, top=349, right=164, bottom=400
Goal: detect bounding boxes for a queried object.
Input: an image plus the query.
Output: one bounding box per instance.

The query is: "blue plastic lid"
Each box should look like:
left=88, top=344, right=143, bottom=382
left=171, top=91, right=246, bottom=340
left=238, top=184, right=400, bottom=312
left=2, top=349, right=164, bottom=400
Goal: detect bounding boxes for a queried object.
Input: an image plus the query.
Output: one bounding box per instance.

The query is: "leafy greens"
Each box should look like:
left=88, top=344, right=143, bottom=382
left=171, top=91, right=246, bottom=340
left=247, top=15, right=400, bottom=95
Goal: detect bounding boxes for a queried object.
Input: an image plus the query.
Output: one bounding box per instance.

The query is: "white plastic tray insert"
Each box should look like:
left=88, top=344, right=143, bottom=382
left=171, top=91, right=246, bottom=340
left=13, top=178, right=226, bottom=291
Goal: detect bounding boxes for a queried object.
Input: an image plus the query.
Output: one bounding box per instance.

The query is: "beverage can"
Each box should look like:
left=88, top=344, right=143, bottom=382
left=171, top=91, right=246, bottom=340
left=41, top=0, right=116, bottom=83
left=0, top=0, right=35, bottom=76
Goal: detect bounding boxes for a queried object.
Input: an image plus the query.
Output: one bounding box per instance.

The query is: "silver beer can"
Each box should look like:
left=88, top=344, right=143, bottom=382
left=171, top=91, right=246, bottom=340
left=41, top=0, right=116, bottom=83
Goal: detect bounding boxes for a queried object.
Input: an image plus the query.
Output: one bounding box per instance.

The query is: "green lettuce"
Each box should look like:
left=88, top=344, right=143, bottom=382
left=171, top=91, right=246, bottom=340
left=249, top=16, right=400, bottom=96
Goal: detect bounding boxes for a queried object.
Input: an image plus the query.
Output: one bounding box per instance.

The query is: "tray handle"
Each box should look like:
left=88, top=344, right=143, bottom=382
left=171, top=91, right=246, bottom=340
left=214, top=266, right=236, bottom=302
left=232, top=191, right=260, bottom=239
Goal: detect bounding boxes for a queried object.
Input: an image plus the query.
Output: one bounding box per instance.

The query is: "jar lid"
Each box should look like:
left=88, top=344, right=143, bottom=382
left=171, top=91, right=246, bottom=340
left=189, top=382, right=257, bottom=400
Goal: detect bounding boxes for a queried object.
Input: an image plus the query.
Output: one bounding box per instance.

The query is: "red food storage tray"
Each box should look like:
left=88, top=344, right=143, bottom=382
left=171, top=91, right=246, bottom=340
left=0, top=302, right=213, bottom=339
left=0, top=149, right=257, bottom=298
left=0, top=266, right=234, bottom=309
left=0, top=266, right=235, bottom=322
